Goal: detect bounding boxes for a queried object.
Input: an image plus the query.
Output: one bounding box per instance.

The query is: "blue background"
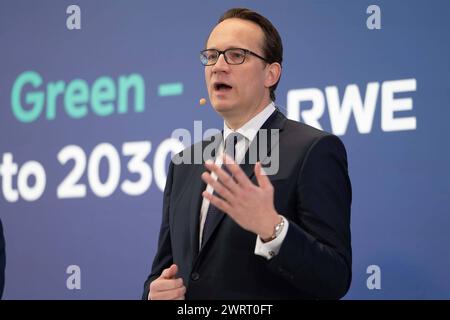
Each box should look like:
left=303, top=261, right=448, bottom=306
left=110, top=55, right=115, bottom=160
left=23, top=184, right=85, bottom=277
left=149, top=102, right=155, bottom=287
left=1, top=0, right=449, bottom=299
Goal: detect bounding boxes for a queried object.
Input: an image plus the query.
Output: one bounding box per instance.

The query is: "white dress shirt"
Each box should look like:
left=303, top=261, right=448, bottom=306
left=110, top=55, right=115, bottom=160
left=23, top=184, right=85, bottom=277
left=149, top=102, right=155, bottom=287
left=199, top=102, right=289, bottom=259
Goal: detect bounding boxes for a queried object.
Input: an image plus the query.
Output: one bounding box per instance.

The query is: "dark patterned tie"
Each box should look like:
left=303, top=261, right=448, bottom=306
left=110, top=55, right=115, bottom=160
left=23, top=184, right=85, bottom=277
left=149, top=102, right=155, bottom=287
left=201, top=133, right=244, bottom=247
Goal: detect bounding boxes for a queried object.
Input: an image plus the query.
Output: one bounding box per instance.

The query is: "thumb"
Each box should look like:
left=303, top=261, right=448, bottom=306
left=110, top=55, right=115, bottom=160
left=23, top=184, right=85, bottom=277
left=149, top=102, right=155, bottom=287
left=161, top=264, right=178, bottom=279
left=255, top=162, right=271, bottom=189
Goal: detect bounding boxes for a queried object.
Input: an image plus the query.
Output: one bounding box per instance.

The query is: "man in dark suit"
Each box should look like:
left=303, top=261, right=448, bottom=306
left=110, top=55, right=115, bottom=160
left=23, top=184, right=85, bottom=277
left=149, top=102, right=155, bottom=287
left=143, top=8, right=352, bottom=300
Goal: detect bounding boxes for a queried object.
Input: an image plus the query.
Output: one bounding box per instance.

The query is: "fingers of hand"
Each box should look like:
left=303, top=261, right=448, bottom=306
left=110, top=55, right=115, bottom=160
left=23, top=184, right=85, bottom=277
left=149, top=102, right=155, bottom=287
left=204, top=160, right=239, bottom=194
left=202, top=190, right=232, bottom=213
left=255, top=162, right=272, bottom=189
left=153, top=277, right=184, bottom=291
left=149, top=277, right=186, bottom=300
left=201, top=172, right=233, bottom=201
left=149, top=283, right=186, bottom=300
left=161, top=264, right=177, bottom=279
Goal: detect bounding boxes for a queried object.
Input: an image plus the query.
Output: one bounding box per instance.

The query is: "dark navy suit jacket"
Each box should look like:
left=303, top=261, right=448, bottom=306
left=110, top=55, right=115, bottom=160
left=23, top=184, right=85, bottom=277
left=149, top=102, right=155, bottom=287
left=143, top=109, right=352, bottom=299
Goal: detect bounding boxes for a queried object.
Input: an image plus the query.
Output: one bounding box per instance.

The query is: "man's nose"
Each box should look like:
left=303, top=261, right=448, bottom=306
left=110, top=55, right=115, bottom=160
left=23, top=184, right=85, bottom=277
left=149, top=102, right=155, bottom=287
left=212, top=53, right=229, bottom=72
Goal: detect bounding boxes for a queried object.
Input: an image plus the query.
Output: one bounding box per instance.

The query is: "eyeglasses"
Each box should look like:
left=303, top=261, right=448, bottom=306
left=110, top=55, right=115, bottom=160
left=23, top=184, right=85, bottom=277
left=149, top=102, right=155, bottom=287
left=200, top=48, right=269, bottom=66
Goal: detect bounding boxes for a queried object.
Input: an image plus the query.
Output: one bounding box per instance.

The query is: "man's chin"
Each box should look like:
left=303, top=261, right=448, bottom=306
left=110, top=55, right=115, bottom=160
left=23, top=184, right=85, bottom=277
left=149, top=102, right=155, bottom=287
left=211, top=102, right=236, bottom=114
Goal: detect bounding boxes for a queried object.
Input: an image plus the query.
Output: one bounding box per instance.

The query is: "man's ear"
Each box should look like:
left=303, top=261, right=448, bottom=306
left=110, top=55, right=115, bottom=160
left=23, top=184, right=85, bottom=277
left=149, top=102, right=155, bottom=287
left=264, top=62, right=282, bottom=88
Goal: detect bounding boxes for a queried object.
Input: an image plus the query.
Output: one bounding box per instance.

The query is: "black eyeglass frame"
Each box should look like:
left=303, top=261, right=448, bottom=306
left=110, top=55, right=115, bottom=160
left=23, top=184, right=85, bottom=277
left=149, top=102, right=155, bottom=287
left=200, top=48, right=270, bottom=66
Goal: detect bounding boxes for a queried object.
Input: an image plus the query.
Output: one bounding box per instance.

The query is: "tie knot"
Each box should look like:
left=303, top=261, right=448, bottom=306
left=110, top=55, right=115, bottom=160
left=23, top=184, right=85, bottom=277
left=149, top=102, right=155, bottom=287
left=224, top=132, right=244, bottom=160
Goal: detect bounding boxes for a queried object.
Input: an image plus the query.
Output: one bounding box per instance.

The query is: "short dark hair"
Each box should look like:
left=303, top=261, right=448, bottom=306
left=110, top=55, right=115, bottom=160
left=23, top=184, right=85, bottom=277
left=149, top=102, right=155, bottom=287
left=217, top=8, right=283, bottom=101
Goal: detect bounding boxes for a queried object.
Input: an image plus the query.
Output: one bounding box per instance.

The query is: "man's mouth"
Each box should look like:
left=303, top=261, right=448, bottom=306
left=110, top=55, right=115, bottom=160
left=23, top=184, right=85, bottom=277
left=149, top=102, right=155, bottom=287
left=213, top=82, right=233, bottom=92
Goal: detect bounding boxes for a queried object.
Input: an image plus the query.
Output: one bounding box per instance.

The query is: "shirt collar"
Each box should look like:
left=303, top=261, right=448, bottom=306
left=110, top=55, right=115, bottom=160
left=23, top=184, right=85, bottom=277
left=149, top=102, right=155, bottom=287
left=223, top=102, right=276, bottom=144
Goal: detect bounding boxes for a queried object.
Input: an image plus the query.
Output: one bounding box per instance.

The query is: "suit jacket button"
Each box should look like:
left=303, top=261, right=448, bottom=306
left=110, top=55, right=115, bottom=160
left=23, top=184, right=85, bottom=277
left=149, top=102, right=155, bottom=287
left=191, top=272, right=200, bottom=281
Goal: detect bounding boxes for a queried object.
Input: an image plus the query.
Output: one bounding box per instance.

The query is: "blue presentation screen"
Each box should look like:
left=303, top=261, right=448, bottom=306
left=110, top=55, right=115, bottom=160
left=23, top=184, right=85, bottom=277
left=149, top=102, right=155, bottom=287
left=0, top=0, right=449, bottom=299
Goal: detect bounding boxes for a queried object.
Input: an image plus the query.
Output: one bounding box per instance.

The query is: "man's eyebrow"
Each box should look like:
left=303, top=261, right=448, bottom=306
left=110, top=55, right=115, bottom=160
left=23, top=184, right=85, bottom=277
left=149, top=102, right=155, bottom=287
left=204, top=46, right=244, bottom=51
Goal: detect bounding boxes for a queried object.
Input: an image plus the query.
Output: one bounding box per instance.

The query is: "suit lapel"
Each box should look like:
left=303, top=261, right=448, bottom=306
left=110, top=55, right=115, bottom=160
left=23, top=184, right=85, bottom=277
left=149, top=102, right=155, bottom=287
left=189, top=133, right=222, bottom=258
left=240, top=108, right=286, bottom=181
left=188, top=164, right=205, bottom=258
